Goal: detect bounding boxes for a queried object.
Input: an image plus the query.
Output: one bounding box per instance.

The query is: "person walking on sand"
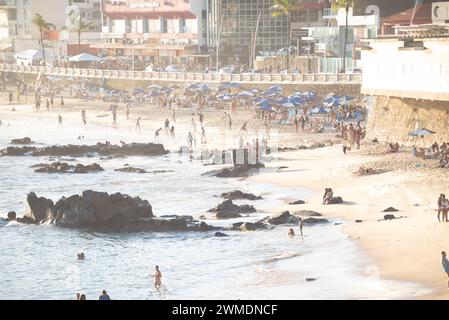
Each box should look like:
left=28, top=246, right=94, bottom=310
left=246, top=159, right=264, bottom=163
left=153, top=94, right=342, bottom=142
left=46, top=99, right=50, bottom=111
left=155, top=128, right=162, bottom=142
left=58, top=114, right=63, bottom=126
left=187, top=132, right=193, bottom=148
left=438, top=194, right=445, bottom=222
left=228, top=115, right=232, bottom=131
left=172, top=109, right=176, bottom=123
left=151, top=265, right=162, bottom=290
left=8, top=92, right=13, bottom=105
left=126, top=105, right=130, bottom=120
left=81, top=109, right=87, bottom=125
left=170, top=126, right=175, bottom=141
left=60, top=96, right=64, bottom=106
left=201, top=127, right=207, bottom=144
left=442, top=251, right=449, bottom=288
left=441, top=194, right=449, bottom=222
left=136, top=117, right=141, bottom=133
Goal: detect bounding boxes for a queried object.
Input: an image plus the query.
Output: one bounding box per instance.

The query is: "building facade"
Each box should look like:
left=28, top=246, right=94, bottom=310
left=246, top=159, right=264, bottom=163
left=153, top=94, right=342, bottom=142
left=0, top=0, right=102, bottom=60
left=207, top=0, right=332, bottom=65
left=94, top=0, right=208, bottom=62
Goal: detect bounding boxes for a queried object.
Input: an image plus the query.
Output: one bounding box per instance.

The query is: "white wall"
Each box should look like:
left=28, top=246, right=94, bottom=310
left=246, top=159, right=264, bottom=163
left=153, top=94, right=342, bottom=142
left=361, top=39, right=449, bottom=101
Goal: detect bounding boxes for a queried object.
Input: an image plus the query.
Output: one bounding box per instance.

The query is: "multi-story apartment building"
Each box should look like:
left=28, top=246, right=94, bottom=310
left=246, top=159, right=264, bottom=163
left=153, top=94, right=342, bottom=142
left=93, top=0, right=208, bottom=63
left=0, top=0, right=102, bottom=60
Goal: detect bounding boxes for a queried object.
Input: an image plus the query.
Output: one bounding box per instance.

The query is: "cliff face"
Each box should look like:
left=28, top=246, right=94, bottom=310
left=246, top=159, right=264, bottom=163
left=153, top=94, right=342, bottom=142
left=366, top=96, right=449, bottom=146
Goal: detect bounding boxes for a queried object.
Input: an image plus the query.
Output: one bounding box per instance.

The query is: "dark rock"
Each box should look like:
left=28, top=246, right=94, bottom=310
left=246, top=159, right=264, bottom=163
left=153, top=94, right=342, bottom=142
left=383, top=207, right=399, bottom=212
left=355, top=220, right=363, bottom=223
left=265, top=211, right=298, bottom=225
left=24, top=192, right=55, bottom=223
left=220, top=190, right=262, bottom=201
left=33, top=162, right=104, bottom=174
left=208, top=199, right=256, bottom=219
left=114, top=167, right=147, bottom=173
left=384, top=214, right=396, bottom=220
left=239, top=222, right=260, bottom=231
left=199, top=215, right=207, bottom=220
left=1, top=142, right=168, bottom=157
left=11, top=137, right=33, bottom=145
left=203, top=163, right=265, bottom=178
left=302, top=217, right=329, bottom=225
left=215, top=232, right=229, bottom=237
left=305, top=278, right=317, bottom=282
left=7, top=211, right=16, bottom=221
left=295, top=210, right=322, bottom=217
left=289, top=200, right=305, bottom=205
left=326, top=197, right=343, bottom=205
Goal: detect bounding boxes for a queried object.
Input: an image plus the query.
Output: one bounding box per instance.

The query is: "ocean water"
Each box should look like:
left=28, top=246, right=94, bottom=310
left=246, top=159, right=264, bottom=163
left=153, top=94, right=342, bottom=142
left=0, top=107, right=431, bottom=300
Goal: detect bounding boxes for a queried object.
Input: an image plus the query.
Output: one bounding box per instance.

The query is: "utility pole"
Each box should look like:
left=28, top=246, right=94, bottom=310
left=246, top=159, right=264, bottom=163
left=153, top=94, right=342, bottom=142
left=252, top=10, right=262, bottom=70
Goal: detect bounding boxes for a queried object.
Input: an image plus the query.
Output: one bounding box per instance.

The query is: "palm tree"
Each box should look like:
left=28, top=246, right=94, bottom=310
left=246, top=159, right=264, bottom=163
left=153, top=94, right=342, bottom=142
left=334, top=0, right=353, bottom=73
left=271, top=0, right=303, bottom=72
left=63, top=15, right=95, bottom=53
left=32, top=13, right=56, bottom=66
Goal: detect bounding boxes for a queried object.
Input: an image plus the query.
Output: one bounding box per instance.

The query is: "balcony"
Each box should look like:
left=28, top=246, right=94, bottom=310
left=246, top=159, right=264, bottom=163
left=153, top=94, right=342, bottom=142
left=323, top=8, right=338, bottom=19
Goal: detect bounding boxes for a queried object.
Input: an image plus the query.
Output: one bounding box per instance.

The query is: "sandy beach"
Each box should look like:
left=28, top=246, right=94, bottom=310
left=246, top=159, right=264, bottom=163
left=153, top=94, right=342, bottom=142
left=0, top=95, right=448, bottom=299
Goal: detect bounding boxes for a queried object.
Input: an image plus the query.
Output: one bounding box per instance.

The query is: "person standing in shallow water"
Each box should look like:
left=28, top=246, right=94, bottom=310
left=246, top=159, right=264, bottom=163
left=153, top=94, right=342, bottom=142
left=151, top=265, right=162, bottom=289
left=99, top=290, right=111, bottom=300
left=442, top=251, right=449, bottom=288
left=58, top=114, right=62, bottom=126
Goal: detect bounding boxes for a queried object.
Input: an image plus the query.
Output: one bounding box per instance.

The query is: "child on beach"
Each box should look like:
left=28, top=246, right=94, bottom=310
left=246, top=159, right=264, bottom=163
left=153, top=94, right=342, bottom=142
left=442, top=251, right=449, bottom=288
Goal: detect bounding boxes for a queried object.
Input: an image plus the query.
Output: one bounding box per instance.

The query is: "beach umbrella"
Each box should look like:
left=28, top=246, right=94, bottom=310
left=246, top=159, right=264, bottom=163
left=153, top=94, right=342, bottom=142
left=261, top=90, right=279, bottom=97
left=197, top=83, right=209, bottom=91
left=149, top=91, right=161, bottom=97
left=281, top=102, right=295, bottom=108
left=298, top=91, right=316, bottom=101
left=310, top=107, right=331, bottom=114
left=237, top=90, right=254, bottom=97
left=408, top=128, right=437, bottom=137
left=250, top=88, right=260, bottom=94
left=148, top=84, right=163, bottom=91
left=268, top=85, right=283, bottom=92
left=257, top=101, right=274, bottom=112
left=323, top=97, right=340, bottom=108
left=289, top=97, right=307, bottom=106
left=218, top=82, right=241, bottom=91
left=186, top=83, right=199, bottom=90
left=217, top=93, right=233, bottom=101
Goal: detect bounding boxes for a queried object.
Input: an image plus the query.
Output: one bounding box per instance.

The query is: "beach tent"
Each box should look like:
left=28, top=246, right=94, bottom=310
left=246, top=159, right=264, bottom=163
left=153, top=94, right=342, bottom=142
left=69, top=53, right=101, bottom=63
left=14, top=49, right=43, bottom=66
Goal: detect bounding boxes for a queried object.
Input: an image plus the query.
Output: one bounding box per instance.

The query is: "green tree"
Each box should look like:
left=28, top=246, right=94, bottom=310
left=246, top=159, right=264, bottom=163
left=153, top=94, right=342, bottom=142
left=271, top=0, right=303, bottom=72
left=334, top=0, right=353, bottom=73
left=32, top=13, right=56, bottom=65
left=63, top=15, right=95, bottom=53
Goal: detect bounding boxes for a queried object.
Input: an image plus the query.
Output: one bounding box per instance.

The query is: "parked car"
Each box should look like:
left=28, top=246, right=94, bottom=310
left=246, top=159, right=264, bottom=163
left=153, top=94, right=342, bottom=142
left=242, top=69, right=262, bottom=75
left=207, top=67, right=219, bottom=74
left=165, top=65, right=186, bottom=73
left=220, top=65, right=236, bottom=74
left=347, top=68, right=362, bottom=74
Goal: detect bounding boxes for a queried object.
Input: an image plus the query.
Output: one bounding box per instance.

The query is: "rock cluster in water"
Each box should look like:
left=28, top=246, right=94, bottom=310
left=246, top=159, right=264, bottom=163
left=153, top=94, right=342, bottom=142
left=11, top=137, right=34, bottom=145
left=220, top=190, right=262, bottom=201
left=32, top=162, right=104, bottom=174
left=203, top=163, right=265, bottom=178
left=0, top=142, right=168, bottom=157
left=207, top=199, right=256, bottom=219
left=17, top=191, right=215, bottom=232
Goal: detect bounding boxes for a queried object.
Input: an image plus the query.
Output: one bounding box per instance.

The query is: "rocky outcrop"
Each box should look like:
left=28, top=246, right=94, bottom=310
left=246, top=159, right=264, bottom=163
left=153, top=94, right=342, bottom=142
left=20, top=191, right=215, bottom=233
left=220, top=190, right=262, bottom=201
left=383, top=207, right=399, bottom=212
left=33, top=162, right=104, bottom=174
left=295, top=210, right=322, bottom=217
left=325, top=197, right=343, bottom=205
left=1, top=142, right=168, bottom=157
left=203, top=163, right=265, bottom=178
left=265, top=211, right=298, bottom=225
left=214, top=232, right=229, bottom=237
left=233, top=221, right=266, bottom=232
left=11, top=137, right=33, bottom=145
left=207, top=199, right=256, bottom=219
left=302, top=217, right=329, bottom=225
left=289, top=200, right=305, bottom=205
left=114, top=167, right=147, bottom=174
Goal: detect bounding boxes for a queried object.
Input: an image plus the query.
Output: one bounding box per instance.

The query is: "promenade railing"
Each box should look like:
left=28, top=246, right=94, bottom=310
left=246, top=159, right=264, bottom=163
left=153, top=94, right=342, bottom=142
left=0, top=64, right=362, bottom=85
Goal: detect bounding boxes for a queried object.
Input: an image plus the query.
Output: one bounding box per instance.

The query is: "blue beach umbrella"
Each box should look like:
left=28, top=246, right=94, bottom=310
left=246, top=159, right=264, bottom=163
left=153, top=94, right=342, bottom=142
left=408, top=128, right=436, bottom=137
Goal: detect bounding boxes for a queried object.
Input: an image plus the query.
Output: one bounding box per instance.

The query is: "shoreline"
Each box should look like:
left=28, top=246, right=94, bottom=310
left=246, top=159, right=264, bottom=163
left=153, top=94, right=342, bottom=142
left=249, top=145, right=449, bottom=299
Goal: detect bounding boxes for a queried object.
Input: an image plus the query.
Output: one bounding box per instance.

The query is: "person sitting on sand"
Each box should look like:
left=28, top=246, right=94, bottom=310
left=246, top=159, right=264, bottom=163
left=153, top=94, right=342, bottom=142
left=442, top=251, right=449, bottom=288
left=77, top=252, right=85, bottom=260
left=288, top=228, right=295, bottom=238
left=151, top=265, right=162, bottom=289
left=323, top=188, right=334, bottom=205
left=389, top=143, right=399, bottom=153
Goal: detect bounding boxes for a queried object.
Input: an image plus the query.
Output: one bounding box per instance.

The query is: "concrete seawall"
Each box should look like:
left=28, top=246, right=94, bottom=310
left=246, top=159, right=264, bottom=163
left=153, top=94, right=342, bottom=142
left=366, top=96, right=449, bottom=146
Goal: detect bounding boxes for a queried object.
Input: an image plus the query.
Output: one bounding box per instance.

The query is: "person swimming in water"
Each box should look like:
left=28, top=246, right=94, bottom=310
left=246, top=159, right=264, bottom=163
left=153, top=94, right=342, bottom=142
left=288, top=228, right=295, bottom=238
left=151, top=265, right=162, bottom=289
left=77, top=252, right=85, bottom=260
